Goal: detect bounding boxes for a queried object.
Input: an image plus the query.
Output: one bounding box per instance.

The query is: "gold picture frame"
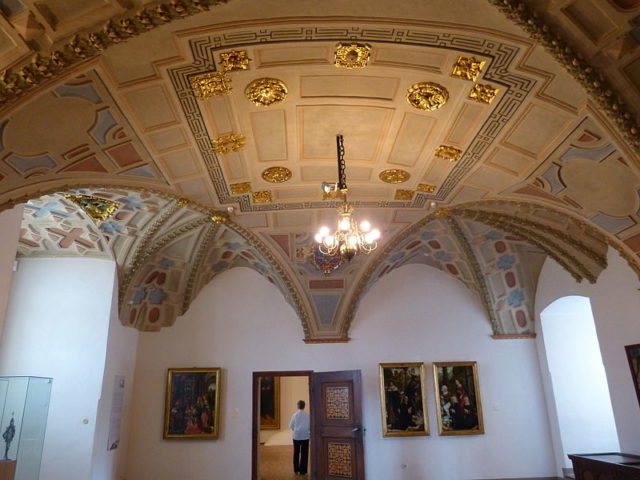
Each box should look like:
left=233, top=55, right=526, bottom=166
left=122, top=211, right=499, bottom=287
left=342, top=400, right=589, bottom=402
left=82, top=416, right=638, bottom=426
left=163, top=367, right=221, bottom=439
left=433, top=361, right=484, bottom=436
left=625, top=344, right=640, bottom=407
left=259, top=376, right=281, bottom=430
left=379, top=362, right=429, bottom=437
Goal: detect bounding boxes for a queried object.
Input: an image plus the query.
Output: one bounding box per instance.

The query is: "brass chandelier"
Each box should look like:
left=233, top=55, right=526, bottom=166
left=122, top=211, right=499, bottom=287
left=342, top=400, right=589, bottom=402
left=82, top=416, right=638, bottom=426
left=314, top=135, right=381, bottom=262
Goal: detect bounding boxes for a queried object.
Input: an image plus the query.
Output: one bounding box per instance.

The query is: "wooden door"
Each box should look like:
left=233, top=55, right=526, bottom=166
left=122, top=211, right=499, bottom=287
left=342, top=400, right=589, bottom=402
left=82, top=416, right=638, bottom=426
left=311, top=370, right=365, bottom=480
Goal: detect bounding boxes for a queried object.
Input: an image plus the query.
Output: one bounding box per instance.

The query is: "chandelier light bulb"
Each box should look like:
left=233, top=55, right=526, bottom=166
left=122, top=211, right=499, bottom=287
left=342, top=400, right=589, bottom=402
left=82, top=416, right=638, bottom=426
left=347, top=234, right=358, bottom=246
left=322, top=182, right=336, bottom=194
left=339, top=217, right=351, bottom=231
left=319, top=226, right=330, bottom=236
left=323, top=235, right=335, bottom=247
left=360, top=220, right=371, bottom=232
left=370, top=229, right=381, bottom=241
left=314, top=232, right=324, bottom=243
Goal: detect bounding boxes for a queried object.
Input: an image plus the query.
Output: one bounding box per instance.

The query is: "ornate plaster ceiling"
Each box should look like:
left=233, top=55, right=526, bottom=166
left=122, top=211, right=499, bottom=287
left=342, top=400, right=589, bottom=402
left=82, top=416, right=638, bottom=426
left=3, top=0, right=640, bottom=341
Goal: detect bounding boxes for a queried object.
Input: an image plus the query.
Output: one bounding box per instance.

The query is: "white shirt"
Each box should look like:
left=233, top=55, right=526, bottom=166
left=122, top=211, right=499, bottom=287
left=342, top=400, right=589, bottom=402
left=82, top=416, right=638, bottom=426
left=289, top=409, right=310, bottom=440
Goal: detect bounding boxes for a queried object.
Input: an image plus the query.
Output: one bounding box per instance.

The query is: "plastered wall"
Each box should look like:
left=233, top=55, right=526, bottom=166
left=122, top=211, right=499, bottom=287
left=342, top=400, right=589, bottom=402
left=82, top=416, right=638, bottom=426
left=0, top=258, right=116, bottom=480
left=125, top=264, right=556, bottom=480
left=535, top=248, right=640, bottom=461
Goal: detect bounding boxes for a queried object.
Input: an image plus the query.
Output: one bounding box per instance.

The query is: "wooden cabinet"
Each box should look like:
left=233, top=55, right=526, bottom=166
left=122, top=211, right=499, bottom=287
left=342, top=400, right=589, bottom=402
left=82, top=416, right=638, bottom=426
left=569, top=453, right=640, bottom=479
left=0, top=460, right=16, bottom=480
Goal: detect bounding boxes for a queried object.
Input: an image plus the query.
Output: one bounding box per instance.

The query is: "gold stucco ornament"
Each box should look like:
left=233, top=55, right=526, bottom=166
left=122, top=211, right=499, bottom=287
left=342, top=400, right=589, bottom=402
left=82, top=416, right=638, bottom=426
left=230, top=182, right=251, bottom=194
left=245, top=78, right=288, bottom=106
left=379, top=169, right=410, bottom=184
left=406, top=82, right=449, bottom=111
left=190, top=72, right=232, bottom=99
left=451, top=56, right=486, bottom=82
left=334, top=42, right=372, bottom=69
left=262, top=167, right=292, bottom=183
left=435, top=145, right=463, bottom=162
left=468, top=83, right=499, bottom=104
left=212, top=133, right=246, bottom=154
left=220, top=50, right=250, bottom=72
left=252, top=190, right=273, bottom=203
left=62, top=193, right=119, bottom=221
left=417, top=184, right=437, bottom=193
left=394, top=189, right=414, bottom=201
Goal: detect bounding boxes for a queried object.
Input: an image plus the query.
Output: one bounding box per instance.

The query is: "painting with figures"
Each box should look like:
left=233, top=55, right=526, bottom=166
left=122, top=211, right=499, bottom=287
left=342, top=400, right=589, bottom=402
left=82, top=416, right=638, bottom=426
left=163, top=367, right=221, bottom=439
left=379, top=362, right=429, bottom=437
left=433, top=362, right=484, bottom=436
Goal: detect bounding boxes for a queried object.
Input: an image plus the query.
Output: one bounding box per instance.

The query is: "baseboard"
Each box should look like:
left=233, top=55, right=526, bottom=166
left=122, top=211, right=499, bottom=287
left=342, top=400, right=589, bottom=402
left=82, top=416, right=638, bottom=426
left=472, top=477, right=564, bottom=480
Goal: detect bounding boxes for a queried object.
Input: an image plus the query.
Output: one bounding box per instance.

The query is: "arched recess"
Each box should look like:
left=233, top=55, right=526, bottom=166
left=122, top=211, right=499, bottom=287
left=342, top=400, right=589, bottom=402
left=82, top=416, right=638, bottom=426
left=340, top=200, right=638, bottom=338
left=538, top=295, right=619, bottom=471
left=13, top=187, right=314, bottom=337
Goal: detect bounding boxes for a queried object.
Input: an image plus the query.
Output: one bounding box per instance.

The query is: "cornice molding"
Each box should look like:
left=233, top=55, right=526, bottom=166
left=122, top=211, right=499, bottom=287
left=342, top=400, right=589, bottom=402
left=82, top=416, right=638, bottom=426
left=0, top=0, right=230, bottom=111
left=487, top=0, right=640, bottom=151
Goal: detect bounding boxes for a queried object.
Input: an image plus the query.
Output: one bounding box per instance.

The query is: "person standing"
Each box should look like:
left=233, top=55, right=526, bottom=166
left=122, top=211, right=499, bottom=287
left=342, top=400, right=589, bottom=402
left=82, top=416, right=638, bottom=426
left=289, top=400, right=310, bottom=476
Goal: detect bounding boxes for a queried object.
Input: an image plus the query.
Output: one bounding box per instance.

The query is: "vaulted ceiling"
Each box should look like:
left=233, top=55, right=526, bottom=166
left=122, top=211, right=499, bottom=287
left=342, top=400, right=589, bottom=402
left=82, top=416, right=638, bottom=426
left=2, top=0, right=640, bottom=341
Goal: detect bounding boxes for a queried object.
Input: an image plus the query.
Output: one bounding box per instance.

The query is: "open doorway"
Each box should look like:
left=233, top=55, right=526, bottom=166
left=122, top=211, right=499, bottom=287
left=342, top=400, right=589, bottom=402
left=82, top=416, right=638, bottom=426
left=539, top=296, right=619, bottom=473
left=252, top=371, right=312, bottom=480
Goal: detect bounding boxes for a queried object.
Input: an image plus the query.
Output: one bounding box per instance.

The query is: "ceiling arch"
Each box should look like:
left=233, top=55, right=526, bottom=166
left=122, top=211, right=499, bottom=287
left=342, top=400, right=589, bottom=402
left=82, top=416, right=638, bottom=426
left=16, top=188, right=314, bottom=336
left=2, top=0, right=640, bottom=341
left=340, top=199, right=633, bottom=338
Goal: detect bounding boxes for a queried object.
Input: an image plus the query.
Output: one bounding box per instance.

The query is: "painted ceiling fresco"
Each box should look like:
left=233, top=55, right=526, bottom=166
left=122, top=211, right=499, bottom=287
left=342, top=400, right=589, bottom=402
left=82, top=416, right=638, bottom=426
left=3, top=0, right=640, bottom=341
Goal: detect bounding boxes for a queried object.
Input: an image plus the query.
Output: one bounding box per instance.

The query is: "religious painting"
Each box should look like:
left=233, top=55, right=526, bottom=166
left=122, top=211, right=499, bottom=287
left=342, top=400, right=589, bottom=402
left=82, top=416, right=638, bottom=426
left=379, top=362, right=429, bottom=437
left=625, top=344, right=640, bottom=406
left=163, top=368, right=221, bottom=439
left=259, top=376, right=280, bottom=430
left=433, top=362, right=484, bottom=436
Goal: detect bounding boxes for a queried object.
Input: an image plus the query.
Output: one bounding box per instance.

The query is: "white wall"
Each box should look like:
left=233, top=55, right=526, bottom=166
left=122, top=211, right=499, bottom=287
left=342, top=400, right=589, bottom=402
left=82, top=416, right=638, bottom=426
left=0, top=257, right=116, bottom=480
left=125, top=264, right=556, bottom=480
left=261, top=376, right=309, bottom=446
left=90, top=274, right=139, bottom=480
left=539, top=296, right=619, bottom=468
left=536, top=248, right=640, bottom=459
left=0, top=205, right=23, bottom=345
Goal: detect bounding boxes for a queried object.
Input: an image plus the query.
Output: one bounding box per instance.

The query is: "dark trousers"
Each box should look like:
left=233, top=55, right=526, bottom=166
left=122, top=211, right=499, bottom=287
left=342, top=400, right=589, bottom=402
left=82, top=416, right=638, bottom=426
left=293, top=439, right=309, bottom=474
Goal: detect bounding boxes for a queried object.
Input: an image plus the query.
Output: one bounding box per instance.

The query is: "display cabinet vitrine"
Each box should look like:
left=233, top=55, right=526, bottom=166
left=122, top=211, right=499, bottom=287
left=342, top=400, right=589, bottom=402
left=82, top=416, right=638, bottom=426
left=0, top=377, right=52, bottom=480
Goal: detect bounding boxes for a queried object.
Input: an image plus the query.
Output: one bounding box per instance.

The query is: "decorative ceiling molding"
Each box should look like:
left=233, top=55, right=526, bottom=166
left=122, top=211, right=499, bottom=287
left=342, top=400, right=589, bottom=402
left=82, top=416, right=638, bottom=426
left=487, top=0, right=640, bottom=150
left=118, top=214, right=212, bottom=306
left=167, top=21, right=536, bottom=212
left=341, top=199, right=627, bottom=338
left=0, top=0, right=231, bottom=111
left=446, top=216, right=501, bottom=334
left=16, top=186, right=315, bottom=336
left=180, top=223, right=220, bottom=313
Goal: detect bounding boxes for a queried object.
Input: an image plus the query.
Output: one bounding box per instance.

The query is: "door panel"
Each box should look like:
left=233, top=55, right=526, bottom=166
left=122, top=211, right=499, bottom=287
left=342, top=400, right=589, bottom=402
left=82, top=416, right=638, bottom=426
left=311, top=370, right=364, bottom=480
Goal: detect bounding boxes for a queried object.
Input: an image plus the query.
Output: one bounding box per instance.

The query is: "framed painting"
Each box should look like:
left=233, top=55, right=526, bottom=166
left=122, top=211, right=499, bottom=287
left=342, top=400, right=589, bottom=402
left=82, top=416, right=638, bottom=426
left=163, top=367, right=221, bottom=439
left=625, top=344, right=640, bottom=406
left=259, top=376, right=280, bottom=430
left=379, top=362, right=429, bottom=437
left=433, top=361, right=484, bottom=436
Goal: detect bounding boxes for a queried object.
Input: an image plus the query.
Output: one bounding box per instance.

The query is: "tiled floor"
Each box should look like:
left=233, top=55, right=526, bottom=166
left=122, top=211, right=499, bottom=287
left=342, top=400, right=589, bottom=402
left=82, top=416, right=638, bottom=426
left=259, top=445, right=310, bottom=480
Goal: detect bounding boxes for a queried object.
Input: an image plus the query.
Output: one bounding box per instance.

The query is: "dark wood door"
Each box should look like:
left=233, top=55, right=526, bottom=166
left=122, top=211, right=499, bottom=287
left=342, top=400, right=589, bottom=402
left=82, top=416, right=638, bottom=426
left=311, top=370, right=365, bottom=480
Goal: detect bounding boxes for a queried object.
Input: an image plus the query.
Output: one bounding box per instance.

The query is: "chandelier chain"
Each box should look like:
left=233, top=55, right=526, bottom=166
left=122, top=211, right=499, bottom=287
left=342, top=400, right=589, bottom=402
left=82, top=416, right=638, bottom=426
left=337, top=134, right=347, bottom=191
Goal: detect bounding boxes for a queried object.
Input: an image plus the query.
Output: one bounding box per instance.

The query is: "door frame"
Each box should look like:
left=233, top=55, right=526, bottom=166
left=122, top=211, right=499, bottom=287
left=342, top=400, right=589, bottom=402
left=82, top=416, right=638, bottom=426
left=252, top=370, right=313, bottom=480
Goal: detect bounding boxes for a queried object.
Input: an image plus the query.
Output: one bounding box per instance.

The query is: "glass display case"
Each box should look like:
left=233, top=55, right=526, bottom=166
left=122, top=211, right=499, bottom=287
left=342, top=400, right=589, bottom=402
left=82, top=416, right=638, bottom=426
left=0, top=377, right=52, bottom=480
